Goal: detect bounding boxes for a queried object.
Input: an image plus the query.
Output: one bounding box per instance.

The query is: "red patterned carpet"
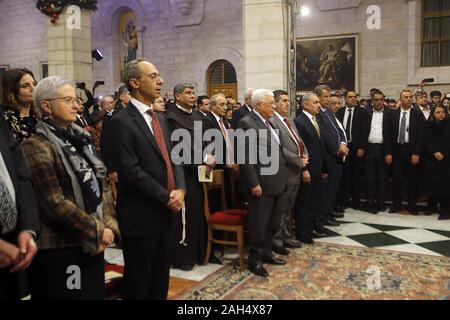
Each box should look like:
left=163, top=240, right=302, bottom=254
left=177, top=244, right=450, bottom=300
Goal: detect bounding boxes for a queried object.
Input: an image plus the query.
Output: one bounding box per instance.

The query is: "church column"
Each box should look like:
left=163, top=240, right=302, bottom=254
left=243, top=0, right=293, bottom=94
left=47, top=11, right=93, bottom=89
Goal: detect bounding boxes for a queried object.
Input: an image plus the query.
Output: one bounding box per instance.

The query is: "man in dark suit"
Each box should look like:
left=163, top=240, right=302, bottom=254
left=384, top=90, right=426, bottom=215
left=194, top=95, right=210, bottom=119
left=269, top=90, right=307, bottom=254
left=364, top=90, right=393, bottom=213
left=236, top=88, right=287, bottom=277
left=0, top=116, right=39, bottom=299
left=294, top=93, right=329, bottom=244
left=110, top=59, right=186, bottom=300
left=336, top=90, right=369, bottom=210
left=315, top=85, right=349, bottom=225
left=231, top=88, right=253, bottom=128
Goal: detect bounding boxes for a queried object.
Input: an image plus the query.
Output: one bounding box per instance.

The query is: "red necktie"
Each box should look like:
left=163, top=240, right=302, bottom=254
left=147, top=110, right=176, bottom=191
left=219, top=119, right=234, bottom=164
left=284, top=117, right=305, bottom=157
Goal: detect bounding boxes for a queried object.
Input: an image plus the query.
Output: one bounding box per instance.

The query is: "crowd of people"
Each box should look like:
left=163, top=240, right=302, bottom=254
left=0, top=58, right=449, bottom=300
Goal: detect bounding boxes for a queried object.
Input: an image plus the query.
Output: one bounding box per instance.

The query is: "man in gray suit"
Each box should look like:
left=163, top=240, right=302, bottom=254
left=269, top=90, right=308, bottom=254
left=236, top=89, right=287, bottom=277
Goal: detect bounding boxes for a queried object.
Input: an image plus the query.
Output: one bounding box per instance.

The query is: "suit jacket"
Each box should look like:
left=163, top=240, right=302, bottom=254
left=0, top=116, right=39, bottom=238
left=364, top=107, right=393, bottom=154
left=231, top=104, right=251, bottom=128
left=75, top=114, right=89, bottom=128
left=109, top=102, right=186, bottom=238
left=193, top=110, right=207, bottom=120
left=269, top=115, right=308, bottom=170
left=294, top=112, right=327, bottom=176
left=383, top=107, right=426, bottom=156
left=236, top=112, right=287, bottom=195
left=202, top=112, right=231, bottom=168
left=318, top=108, right=346, bottom=169
left=336, top=106, right=369, bottom=152
left=100, top=105, right=125, bottom=172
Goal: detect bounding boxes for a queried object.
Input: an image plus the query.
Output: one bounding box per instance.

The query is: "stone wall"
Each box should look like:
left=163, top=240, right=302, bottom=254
left=0, top=0, right=48, bottom=80
left=296, top=0, right=449, bottom=98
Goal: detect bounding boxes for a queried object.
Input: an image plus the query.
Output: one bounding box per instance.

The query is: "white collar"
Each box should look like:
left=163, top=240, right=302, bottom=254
left=373, top=107, right=384, bottom=113
left=245, top=104, right=252, bottom=112
left=176, top=103, right=193, bottom=114
left=131, top=98, right=152, bottom=115
left=302, top=110, right=314, bottom=120
left=400, top=107, right=411, bottom=114
left=254, top=110, right=268, bottom=124
left=274, top=111, right=285, bottom=122
left=211, top=111, right=222, bottom=122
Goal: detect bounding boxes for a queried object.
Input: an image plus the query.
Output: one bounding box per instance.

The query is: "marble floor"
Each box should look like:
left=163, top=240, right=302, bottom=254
left=104, top=209, right=450, bottom=298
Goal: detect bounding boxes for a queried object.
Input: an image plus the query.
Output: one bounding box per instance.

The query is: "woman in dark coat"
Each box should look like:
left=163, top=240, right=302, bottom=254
left=0, top=68, right=38, bottom=143
left=423, top=105, right=450, bottom=220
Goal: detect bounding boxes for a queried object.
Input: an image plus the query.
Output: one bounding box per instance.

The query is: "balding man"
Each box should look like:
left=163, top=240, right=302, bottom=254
left=236, top=89, right=287, bottom=277
left=110, top=59, right=186, bottom=299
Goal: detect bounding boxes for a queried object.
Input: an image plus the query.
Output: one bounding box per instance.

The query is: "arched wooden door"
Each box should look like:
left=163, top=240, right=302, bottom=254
left=207, top=60, right=238, bottom=99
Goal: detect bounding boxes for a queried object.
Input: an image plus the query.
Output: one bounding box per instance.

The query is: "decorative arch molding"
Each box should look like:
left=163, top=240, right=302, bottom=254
left=100, top=0, right=148, bottom=36
left=193, top=47, right=244, bottom=100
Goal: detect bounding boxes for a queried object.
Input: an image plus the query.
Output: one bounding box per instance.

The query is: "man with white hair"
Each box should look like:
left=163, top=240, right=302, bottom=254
left=231, top=88, right=254, bottom=128
left=236, top=88, right=287, bottom=277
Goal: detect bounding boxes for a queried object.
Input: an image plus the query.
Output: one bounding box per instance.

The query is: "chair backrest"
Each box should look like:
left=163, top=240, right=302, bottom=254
left=202, top=170, right=227, bottom=220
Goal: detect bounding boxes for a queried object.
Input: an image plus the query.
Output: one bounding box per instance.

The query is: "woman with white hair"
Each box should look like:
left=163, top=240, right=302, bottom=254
left=20, top=76, right=120, bottom=300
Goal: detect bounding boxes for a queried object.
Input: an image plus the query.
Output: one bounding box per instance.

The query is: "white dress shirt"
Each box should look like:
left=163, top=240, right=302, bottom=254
left=397, top=108, right=411, bottom=143
left=343, top=106, right=355, bottom=141
left=274, top=111, right=299, bottom=149
left=419, top=105, right=431, bottom=120
left=131, top=98, right=153, bottom=134
left=368, top=108, right=384, bottom=144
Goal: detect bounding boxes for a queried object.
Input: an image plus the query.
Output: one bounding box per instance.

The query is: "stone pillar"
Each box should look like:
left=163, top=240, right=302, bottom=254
left=47, top=11, right=93, bottom=89
left=243, top=0, right=289, bottom=91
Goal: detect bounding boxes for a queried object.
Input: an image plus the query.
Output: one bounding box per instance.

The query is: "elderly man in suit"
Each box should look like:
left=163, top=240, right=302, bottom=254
left=384, top=90, right=426, bottom=215
left=236, top=89, right=287, bottom=277
left=110, top=59, right=186, bottom=299
left=294, top=93, right=329, bottom=244
left=269, top=90, right=307, bottom=254
left=231, top=88, right=253, bottom=128
left=315, top=85, right=349, bottom=226
left=0, top=115, right=39, bottom=299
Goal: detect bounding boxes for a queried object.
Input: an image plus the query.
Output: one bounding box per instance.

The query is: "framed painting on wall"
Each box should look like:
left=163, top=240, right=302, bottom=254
left=296, top=34, right=359, bottom=93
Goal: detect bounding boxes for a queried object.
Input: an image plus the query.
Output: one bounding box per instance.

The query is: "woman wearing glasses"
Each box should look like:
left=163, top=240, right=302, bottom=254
left=0, top=68, right=38, bottom=143
left=21, top=76, right=120, bottom=300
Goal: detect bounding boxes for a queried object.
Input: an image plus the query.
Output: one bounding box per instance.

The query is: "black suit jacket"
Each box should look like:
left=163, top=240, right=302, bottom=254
left=202, top=112, right=230, bottom=168
left=0, top=117, right=39, bottom=237
left=236, top=112, right=287, bottom=195
left=294, top=112, right=327, bottom=176
left=384, top=107, right=426, bottom=156
left=336, top=106, right=369, bottom=152
left=231, top=104, right=251, bottom=129
left=109, top=102, right=186, bottom=238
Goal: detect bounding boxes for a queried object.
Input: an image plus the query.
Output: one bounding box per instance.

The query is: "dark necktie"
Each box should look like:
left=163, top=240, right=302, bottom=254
left=346, top=108, right=353, bottom=142
left=147, top=110, right=176, bottom=191
left=283, top=117, right=305, bottom=157
left=0, top=175, right=17, bottom=235
left=399, top=111, right=407, bottom=145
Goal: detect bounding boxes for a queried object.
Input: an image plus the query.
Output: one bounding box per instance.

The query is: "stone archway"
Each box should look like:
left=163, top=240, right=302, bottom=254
left=193, top=47, right=244, bottom=102
left=96, top=0, right=148, bottom=90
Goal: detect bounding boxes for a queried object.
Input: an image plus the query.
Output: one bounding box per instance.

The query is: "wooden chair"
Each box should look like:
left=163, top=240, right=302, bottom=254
left=202, top=170, right=247, bottom=271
